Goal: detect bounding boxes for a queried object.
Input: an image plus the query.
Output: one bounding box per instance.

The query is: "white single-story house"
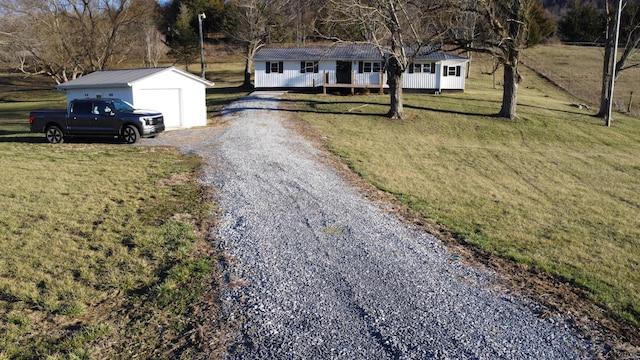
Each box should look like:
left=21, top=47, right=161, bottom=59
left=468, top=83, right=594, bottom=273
left=56, top=67, right=214, bottom=128
left=253, top=44, right=469, bottom=92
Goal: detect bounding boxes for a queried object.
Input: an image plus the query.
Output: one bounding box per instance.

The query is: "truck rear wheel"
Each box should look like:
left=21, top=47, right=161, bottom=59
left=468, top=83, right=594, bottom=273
left=122, top=125, right=140, bottom=144
left=45, top=125, right=64, bottom=144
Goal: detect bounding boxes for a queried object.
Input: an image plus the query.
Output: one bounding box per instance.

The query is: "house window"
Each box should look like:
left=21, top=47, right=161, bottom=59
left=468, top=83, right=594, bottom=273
left=265, top=61, right=284, bottom=74
left=443, top=65, right=461, bottom=77
left=408, top=62, right=436, bottom=74
left=358, top=61, right=383, bottom=73
left=300, top=61, right=319, bottom=73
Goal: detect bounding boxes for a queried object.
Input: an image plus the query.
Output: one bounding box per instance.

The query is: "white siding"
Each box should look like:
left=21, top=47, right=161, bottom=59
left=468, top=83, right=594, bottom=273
left=255, top=60, right=325, bottom=88
left=135, top=88, right=182, bottom=128
left=403, top=64, right=439, bottom=90
left=133, top=69, right=208, bottom=128
left=439, top=60, right=467, bottom=90
left=353, top=72, right=384, bottom=86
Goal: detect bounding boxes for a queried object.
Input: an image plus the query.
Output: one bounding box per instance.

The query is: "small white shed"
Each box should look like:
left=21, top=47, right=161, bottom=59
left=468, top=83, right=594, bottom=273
left=56, top=67, right=214, bottom=128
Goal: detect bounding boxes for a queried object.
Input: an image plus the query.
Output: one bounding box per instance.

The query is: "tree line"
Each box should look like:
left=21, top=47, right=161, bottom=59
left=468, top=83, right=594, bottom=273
left=0, top=0, right=638, bottom=122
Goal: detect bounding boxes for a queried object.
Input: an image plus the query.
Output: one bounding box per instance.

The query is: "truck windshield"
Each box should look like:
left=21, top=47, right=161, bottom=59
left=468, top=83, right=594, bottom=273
left=112, top=99, right=136, bottom=112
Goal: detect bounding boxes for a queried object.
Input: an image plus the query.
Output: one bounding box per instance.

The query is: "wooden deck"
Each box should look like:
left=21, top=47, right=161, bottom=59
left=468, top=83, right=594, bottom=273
left=317, top=71, right=385, bottom=95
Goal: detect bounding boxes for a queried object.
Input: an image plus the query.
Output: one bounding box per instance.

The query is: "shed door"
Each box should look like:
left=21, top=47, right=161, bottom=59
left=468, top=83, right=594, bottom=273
left=136, top=89, right=182, bottom=128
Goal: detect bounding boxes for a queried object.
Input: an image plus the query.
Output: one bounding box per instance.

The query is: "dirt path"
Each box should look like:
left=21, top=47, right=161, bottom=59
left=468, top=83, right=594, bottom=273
left=147, top=92, right=601, bottom=359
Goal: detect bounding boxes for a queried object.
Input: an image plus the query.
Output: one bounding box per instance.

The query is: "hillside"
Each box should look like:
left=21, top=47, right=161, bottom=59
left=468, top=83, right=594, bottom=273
left=523, top=44, right=640, bottom=117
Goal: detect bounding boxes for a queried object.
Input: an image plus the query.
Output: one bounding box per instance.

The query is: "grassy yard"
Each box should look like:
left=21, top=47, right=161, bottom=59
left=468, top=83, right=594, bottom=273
left=0, top=60, right=248, bottom=358
left=289, top=47, right=640, bottom=331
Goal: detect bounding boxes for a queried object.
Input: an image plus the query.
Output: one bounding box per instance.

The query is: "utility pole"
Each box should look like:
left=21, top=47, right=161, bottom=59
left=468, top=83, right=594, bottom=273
left=198, top=13, right=206, bottom=79
left=607, top=0, right=623, bottom=127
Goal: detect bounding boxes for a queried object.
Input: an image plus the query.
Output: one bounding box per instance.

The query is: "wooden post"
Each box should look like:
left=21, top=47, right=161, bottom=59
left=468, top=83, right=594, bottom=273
left=493, top=57, right=497, bottom=89
left=628, top=91, right=634, bottom=113
left=323, top=71, right=327, bottom=95
left=379, top=72, right=384, bottom=95
left=351, top=71, right=355, bottom=95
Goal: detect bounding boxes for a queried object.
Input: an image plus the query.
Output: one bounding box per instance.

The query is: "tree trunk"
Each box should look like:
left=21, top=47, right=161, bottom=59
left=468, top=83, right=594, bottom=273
left=597, top=43, right=613, bottom=118
left=596, top=11, right=615, bottom=119
left=243, top=42, right=261, bottom=89
left=498, top=63, right=520, bottom=120
left=387, top=71, right=404, bottom=119
left=243, top=56, right=253, bottom=88
left=386, top=56, right=404, bottom=119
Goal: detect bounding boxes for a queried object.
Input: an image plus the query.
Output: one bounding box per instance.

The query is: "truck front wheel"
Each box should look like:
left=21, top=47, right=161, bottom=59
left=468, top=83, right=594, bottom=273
left=45, top=125, right=64, bottom=144
left=122, top=125, right=140, bottom=144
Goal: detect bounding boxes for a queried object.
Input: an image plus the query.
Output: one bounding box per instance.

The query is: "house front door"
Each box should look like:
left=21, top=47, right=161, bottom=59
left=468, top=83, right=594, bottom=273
left=336, top=61, right=352, bottom=84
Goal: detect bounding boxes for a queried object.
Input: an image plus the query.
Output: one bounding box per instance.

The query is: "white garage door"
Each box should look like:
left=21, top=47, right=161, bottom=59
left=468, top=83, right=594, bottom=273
left=136, top=89, right=182, bottom=128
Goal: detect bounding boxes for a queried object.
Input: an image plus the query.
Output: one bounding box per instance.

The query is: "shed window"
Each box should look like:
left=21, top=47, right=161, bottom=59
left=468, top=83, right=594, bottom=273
left=265, top=61, right=284, bottom=74
left=358, top=61, right=382, bottom=73
left=300, top=61, right=319, bottom=73
left=443, top=65, right=461, bottom=77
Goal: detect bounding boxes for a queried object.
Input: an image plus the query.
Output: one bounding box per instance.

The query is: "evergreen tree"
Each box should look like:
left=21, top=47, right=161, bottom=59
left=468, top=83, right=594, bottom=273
left=527, top=1, right=556, bottom=46
left=558, top=2, right=605, bottom=42
left=165, top=4, right=200, bottom=71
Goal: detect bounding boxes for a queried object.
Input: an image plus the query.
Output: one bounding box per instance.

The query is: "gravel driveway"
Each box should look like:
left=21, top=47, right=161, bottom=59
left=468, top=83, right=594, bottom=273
left=147, top=92, right=596, bottom=359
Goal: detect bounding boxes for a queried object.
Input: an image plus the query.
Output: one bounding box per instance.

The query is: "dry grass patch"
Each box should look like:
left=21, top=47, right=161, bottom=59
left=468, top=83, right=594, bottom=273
left=0, top=141, right=226, bottom=358
left=0, top=79, right=233, bottom=358
left=523, top=44, right=640, bottom=117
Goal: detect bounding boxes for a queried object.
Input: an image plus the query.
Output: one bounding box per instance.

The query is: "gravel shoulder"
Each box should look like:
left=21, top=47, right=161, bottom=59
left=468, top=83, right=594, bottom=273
left=147, top=92, right=601, bottom=359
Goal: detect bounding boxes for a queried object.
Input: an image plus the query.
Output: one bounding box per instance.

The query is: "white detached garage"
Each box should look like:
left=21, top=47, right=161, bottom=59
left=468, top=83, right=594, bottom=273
left=56, top=67, right=214, bottom=128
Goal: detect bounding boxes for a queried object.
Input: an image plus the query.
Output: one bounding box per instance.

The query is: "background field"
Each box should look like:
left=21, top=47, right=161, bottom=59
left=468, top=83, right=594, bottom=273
left=522, top=44, right=640, bottom=117
left=290, top=45, right=640, bottom=335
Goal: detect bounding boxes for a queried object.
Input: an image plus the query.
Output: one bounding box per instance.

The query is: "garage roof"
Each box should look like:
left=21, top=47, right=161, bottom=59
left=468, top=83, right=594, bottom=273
left=56, top=66, right=213, bottom=90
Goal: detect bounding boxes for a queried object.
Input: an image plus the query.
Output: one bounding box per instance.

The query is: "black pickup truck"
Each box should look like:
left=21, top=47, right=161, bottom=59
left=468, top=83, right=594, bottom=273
left=29, top=98, right=165, bottom=144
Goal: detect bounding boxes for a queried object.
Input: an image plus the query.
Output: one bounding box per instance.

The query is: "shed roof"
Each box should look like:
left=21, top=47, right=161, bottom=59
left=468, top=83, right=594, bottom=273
left=56, top=66, right=213, bottom=90
left=253, top=44, right=468, bottom=62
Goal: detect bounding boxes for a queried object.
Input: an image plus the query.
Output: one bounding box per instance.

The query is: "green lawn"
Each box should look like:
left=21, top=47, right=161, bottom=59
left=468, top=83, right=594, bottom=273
left=290, top=53, right=640, bottom=327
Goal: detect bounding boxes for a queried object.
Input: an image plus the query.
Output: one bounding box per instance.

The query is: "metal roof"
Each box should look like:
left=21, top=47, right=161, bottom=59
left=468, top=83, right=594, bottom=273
left=253, top=45, right=381, bottom=61
left=56, top=66, right=213, bottom=90
left=253, top=44, right=468, bottom=62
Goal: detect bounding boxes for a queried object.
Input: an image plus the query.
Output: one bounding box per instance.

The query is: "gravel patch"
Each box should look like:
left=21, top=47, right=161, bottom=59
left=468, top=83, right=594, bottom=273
left=146, top=91, right=598, bottom=359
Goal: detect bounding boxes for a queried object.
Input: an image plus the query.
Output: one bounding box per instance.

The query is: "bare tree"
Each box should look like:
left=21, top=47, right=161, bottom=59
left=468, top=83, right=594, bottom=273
left=285, top=0, right=328, bottom=44
left=141, top=26, right=168, bottom=68
left=596, top=0, right=640, bottom=122
left=451, top=0, right=536, bottom=120
left=0, top=0, right=159, bottom=83
left=129, top=0, right=167, bottom=68
left=223, top=0, right=291, bottom=88
left=0, top=0, right=84, bottom=83
left=325, top=0, right=452, bottom=119
left=450, top=4, right=479, bottom=78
